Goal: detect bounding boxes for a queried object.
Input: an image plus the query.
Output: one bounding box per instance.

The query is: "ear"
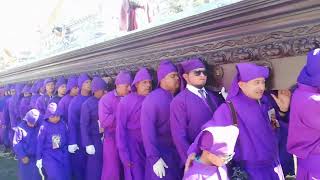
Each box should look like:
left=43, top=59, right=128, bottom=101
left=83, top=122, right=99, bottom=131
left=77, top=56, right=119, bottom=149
left=182, top=73, right=189, bottom=82
left=238, top=81, right=246, bottom=90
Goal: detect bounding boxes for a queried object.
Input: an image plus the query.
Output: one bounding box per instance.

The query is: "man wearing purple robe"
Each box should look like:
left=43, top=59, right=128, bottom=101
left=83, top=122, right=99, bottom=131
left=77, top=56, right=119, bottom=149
left=287, top=48, right=320, bottom=180
left=116, top=67, right=152, bottom=180
left=141, top=60, right=181, bottom=179
left=99, top=70, right=132, bottom=180
left=9, top=83, right=25, bottom=130
left=0, top=88, right=6, bottom=146
left=19, top=85, right=32, bottom=120
left=13, top=109, right=41, bottom=180
left=35, top=78, right=55, bottom=116
left=58, top=76, right=79, bottom=124
left=80, top=76, right=107, bottom=180
left=1, top=85, right=12, bottom=152
left=183, top=125, right=239, bottom=180
left=170, top=58, right=223, bottom=164
left=265, top=90, right=295, bottom=177
left=186, top=63, right=287, bottom=180
left=68, top=73, right=91, bottom=180
left=30, top=80, right=43, bottom=109
left=36, top=102, right=70, bottom=180
left=51, top=77, right=67, bottom=104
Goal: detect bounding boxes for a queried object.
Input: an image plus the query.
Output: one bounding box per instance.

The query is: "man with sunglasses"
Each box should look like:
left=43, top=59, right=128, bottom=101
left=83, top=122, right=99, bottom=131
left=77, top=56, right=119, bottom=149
left=170, top=58, right=223, bottom=166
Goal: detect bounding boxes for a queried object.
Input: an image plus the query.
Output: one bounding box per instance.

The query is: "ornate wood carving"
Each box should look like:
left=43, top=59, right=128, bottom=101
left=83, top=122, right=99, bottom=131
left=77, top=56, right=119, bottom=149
left=1, top=0, right=320, bottom=85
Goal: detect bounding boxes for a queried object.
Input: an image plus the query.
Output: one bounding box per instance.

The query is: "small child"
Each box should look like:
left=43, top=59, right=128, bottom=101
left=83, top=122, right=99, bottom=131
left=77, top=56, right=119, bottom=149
left=13, top=109, right=41, bottom=180
left=183, top=125, right=239, bottom=180
left=36, top=102, right=70, bottom=180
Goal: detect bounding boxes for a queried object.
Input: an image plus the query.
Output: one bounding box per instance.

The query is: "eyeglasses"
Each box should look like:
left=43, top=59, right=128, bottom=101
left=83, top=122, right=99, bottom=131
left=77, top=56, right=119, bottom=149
left=191, top=70, right=208, bottom=76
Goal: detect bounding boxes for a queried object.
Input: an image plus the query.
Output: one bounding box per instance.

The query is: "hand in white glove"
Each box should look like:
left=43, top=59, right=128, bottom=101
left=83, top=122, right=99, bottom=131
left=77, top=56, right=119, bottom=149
left=68, top=144, right=79, bottom=153
left=12, top=127, right=18, bottom=132
left=36, top=159, right=42, bottom=169
left=86, top=145, right=95, bottom=155
left=153, top=158, right=168, bottom=178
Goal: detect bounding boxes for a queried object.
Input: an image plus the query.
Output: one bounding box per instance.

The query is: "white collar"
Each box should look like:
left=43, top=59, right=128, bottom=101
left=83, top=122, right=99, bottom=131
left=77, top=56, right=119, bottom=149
left=186, top=84, right=207, bottom=98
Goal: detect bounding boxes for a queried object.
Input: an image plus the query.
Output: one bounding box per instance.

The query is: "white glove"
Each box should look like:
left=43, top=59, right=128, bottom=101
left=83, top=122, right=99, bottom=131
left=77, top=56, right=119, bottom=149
left=86, top=145, right=95, bottom=155
left=68, top=144, right=79, bottom=153
left=153, top=158, right=168, bottom=178
left=36, top=159, right=42, bottom=169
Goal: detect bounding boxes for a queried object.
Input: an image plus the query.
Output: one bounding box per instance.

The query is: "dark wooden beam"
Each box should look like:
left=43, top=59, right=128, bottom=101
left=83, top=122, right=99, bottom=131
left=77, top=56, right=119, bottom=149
left=1, top=0, right=320, bottom=85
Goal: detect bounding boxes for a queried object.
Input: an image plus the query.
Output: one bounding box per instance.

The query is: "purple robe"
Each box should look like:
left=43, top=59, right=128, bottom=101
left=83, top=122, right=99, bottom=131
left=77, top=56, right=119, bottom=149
left=19, top=96, right=32, bottom=120
left=116, top=92, right=146, bottom=180
left=37, top=120, right=70, bottom=180
left=58, top=94, right=74, bottom=123
left=195, top=93, right=284, bottom=180
left=13, top=121, right=41, bottom=180
left=265, top=92, right=294, bottom=176
left=170, top=88, right=222, bottom=163
left=141, top=88, right=181, bottom=179
left=80, top=96, right=103, bottom=180
left=30, top=81, right=42, bottom=109
left=9, top=94, right=23, bottom=128
left=50, top=96, right=62, bottom=105
left=1, top=95, right=12, bottom=148
left=183, top=161, right=228, bottom=180
left=35, top=95, right=54, bottom=116
left=287, top=84, right=320, bottom=179
left=99, top=90, right=123, bottom=180
left=184, top=125, right=239, bottom=180
left=30, top=94, right=40, bottom=109
left=68, top=94, right=90, bottom=180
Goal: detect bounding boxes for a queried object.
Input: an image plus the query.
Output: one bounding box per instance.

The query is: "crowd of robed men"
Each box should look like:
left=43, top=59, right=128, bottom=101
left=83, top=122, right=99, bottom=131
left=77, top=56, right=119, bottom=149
left=0, top=48, right=319, bottom=180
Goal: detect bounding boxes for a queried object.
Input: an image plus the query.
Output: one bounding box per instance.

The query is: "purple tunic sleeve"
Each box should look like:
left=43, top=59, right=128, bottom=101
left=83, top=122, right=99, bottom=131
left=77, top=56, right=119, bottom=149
left=300, top=99, right=320, bottom=130
left=80, top=102, right=92, bottom=146
left=19, top=98, right=31, bottom=120
left=68, top=99, right=78, bottom=145
left=98, top=94, right=115, bottom=129
left=35, top=96, right=46, bottom=115
left=19, top=101, right=25, bottom=120
left=141, top=98, right=160, bottom=165
left=58, top=98, right=67, bottom=122
left=3, top=100, right=10, bottom=127
left=36, top=125, right=46, bottom=160
left=116, top=100, right=131, bottom=165
left=13, top=126, right=27, bottom=159
left=9, top=98, right=19, bottom=128
left=170, top=99, right=189, bottom=162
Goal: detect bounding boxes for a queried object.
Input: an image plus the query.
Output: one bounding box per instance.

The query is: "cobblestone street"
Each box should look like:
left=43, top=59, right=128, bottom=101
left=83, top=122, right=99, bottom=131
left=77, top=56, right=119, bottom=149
left=0, top=145, right=18, bottom=180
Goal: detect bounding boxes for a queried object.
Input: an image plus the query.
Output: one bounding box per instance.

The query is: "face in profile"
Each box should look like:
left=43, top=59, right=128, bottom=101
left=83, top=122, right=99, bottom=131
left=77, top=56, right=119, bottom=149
left=136, top=80, right=152, bottom=96
left=183, top=68, right=208, bottom=89
left=238, top=77, right=266, bottom=100
left=161, top=72, right=180, bottom=93
left=116, top=84, right=131, bottom=96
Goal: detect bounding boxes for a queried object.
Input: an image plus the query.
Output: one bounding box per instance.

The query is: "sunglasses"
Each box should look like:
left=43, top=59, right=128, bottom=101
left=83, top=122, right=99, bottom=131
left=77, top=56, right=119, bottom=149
left=191, top=70, right=208, bottom=76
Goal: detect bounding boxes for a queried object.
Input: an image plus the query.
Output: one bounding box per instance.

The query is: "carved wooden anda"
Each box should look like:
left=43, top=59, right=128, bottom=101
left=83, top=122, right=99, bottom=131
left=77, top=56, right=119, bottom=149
left=0, top=0, right=319, bottom=86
